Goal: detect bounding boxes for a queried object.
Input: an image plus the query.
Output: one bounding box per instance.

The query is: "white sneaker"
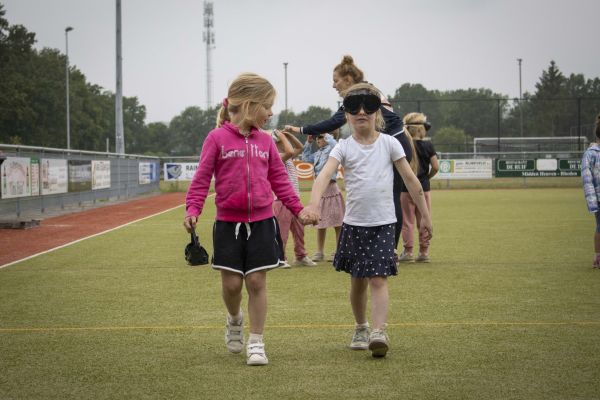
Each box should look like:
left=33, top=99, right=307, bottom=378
left=292, top=256, right=316, bottom=267
left=311, top=252, right=324, bottom=262
left=368, top=327, right=390, bottom=358
left=246, top=341, right=269, bottom=365
left=327, top=252, right=336, bottom=262
left=349, top=325, right=370, bottom=350
left=224, top=313, right=244, bottom=354
left=398, top=251, right=414, bottom=263
left=279, top=260, right=291, bottom=269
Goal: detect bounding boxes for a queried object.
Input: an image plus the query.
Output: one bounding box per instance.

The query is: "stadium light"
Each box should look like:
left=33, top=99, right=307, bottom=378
left=65, top=26, right=74, bottom=150
left=517, top=58, right=523, bottom=138
left=283, top=62, right=288, bottom=111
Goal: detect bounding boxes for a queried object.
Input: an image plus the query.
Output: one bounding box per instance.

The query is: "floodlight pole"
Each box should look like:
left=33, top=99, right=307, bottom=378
left=65, top=26, right=74, bottom=150
left=115, top=0, right=125, bottom=154
left=283, top=62, right=288, bottom=111
left=517, top=58, right=523, bottom=138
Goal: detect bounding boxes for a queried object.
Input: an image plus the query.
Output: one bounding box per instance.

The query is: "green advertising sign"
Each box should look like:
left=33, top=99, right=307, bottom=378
left=496, top=159, right=581, bottom=177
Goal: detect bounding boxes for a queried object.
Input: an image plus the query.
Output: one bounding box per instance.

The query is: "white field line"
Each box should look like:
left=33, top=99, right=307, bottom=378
left=0, top=196, right=205, bottom=269
left=1, top=320, right=600, bottom=334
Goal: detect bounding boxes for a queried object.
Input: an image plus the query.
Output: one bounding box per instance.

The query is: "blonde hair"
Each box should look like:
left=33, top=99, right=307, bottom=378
left=342, top=82, right=385, bottom=131
left=399, top=112, right=428, bottom=173
left=216, top=73, right=276, bottom=128
left=333, top=55, right=364, bottom=84
left=403, top=112, right=428, bottom=139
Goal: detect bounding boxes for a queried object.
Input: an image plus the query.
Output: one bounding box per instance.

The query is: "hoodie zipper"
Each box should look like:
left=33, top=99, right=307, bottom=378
left=245, top=136, right=251, bottom=222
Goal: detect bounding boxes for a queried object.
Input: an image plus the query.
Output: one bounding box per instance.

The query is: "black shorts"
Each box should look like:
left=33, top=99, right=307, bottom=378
left=212, top=217, right=283, bottom=276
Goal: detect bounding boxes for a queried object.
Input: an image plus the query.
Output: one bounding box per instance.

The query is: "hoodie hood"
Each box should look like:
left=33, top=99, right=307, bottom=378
left=588, top=143, right=600, bottom=152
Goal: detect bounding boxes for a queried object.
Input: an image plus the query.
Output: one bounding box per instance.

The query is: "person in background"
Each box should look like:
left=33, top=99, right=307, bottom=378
left=271, top=129, right=316, bottom=267
left=184, top=73, right=310, bottom=366
left=283, top=55, right=416, bottom=259
left=302, top=133, right=344, bottom=262
left=303, top=83, right=432, bottom=358
left=398, top=113, right=439, bottom=263
left=581, top=113, right=600, bottom=269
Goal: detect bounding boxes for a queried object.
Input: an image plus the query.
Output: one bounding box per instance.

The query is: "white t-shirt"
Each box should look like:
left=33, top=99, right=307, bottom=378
left=329, top=133, right=405, bottom=227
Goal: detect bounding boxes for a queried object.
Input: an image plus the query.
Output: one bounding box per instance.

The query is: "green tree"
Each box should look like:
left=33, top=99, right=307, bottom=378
left=432, top=126, right=471, bottom=153
left=142, top=122, right=171, bottom=156
left=506, top=61, right=600, bottom=139
left=169, top=106, right=219, bottom=156
left=390, top=83, right=441, bottom=123
left=438, top=88, right=507, bottom=139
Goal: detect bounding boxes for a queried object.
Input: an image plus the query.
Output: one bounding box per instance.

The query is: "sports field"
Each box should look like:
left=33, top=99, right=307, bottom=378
left=0, top=188, right=598, bottom=399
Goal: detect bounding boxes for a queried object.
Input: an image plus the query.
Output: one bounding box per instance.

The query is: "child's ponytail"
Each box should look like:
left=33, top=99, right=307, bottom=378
left=216, top=100, right=230, bottom=128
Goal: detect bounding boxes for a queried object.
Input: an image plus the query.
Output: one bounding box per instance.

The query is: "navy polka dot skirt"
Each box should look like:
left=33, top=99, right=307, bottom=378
left=333, top=223, right=398, bottom=278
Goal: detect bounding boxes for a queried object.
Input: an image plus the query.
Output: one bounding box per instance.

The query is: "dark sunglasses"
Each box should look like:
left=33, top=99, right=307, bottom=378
left=343, top=93, right=382, bottom=115
left=407, top=121, right=432, bottom=131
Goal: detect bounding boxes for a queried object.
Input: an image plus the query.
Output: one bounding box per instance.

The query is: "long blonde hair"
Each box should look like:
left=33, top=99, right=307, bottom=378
left=342, top=82, right=385, bottom=131
left=400, top=112, right=428, bottom=173
left=216, top=73, right=276, bottom=128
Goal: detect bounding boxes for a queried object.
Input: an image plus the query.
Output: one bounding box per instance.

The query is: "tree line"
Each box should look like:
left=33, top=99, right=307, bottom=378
left=1, top=3, right=599, bottom=156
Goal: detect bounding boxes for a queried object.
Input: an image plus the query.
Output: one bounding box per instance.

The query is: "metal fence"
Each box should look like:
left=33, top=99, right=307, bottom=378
left=0, top=144, right=160, bottom=219
left=392, top=97, right=600, bottom=154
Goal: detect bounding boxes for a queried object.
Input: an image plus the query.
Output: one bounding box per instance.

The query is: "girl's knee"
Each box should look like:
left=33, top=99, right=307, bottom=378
left=222, top=279, right=243, bottom=296
left=245, top=272, right=266, bottom=293
left=369, top=276, right=388, bottom=290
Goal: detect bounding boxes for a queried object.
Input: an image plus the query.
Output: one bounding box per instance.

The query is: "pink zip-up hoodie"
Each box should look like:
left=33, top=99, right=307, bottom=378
left=186, top=121, right=303, bottom=222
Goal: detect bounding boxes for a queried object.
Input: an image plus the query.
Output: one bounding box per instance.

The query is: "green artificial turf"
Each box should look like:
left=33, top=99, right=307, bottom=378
left=0, top=188, right=598, bottom=400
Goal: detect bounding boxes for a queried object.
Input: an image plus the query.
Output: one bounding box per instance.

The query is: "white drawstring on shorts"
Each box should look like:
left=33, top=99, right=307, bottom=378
left=234, top=222, right=252, bottom=240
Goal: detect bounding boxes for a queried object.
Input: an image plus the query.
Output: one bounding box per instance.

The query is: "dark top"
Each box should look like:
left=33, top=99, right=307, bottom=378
left=301, top=106, right=413, bottom=165
left=401, top=140, right=437, bottom=192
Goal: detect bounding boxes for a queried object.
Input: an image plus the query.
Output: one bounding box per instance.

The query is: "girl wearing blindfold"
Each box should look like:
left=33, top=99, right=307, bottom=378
left=303, top=83, right=433, bottom=359
left=282, top=55, right=417, bottom=262
left=398, top=113, right=439, bottom=264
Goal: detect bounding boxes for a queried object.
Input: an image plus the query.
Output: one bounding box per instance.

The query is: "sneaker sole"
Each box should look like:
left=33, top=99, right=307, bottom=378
left=247, top=356, right=269, bottom=366
left=349, top=343, right=369, bottom=350
left=227, top=345, right=243, bottom=354
left=368, top=341, right=389, bottom=358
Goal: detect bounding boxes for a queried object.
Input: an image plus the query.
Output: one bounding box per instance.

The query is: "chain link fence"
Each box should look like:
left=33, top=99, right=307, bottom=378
left=0, top=144, right=160, bottom=219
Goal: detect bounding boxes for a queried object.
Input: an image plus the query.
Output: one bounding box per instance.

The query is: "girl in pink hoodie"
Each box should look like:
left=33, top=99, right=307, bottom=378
left=184, top=73, right=307, bottom=366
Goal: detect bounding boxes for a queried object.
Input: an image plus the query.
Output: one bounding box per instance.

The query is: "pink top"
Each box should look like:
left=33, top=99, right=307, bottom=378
left=185, top=121, right=303, bottom=222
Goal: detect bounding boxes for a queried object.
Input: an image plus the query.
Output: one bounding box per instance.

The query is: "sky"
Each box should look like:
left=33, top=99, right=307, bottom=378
left=2, top=0, right=599, bottom=124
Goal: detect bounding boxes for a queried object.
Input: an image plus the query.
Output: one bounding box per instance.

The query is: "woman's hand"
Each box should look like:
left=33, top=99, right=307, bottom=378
left=283, top=125, right=301, bottom=135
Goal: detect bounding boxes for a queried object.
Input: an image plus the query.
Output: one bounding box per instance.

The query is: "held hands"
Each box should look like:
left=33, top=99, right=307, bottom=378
left=299, top=205, right=320, bottom=226
left=282, top=125, right=300, bottom=135
left=183, top=215, right=198, bottom=233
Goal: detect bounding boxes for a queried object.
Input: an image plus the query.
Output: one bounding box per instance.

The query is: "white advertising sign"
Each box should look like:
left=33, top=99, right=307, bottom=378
left=434, top=159, right=493, bottom=180
left=40, top=159, right=68, bottom=195
left=30, top=158, right=39, bottom=196
left=92, top=160, right=111, bottom=190
left=164, top=162, right=198, bottom=181
left=139, top=162, right=158, bottom=184
left=1, top=157, right=31, bottom=199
